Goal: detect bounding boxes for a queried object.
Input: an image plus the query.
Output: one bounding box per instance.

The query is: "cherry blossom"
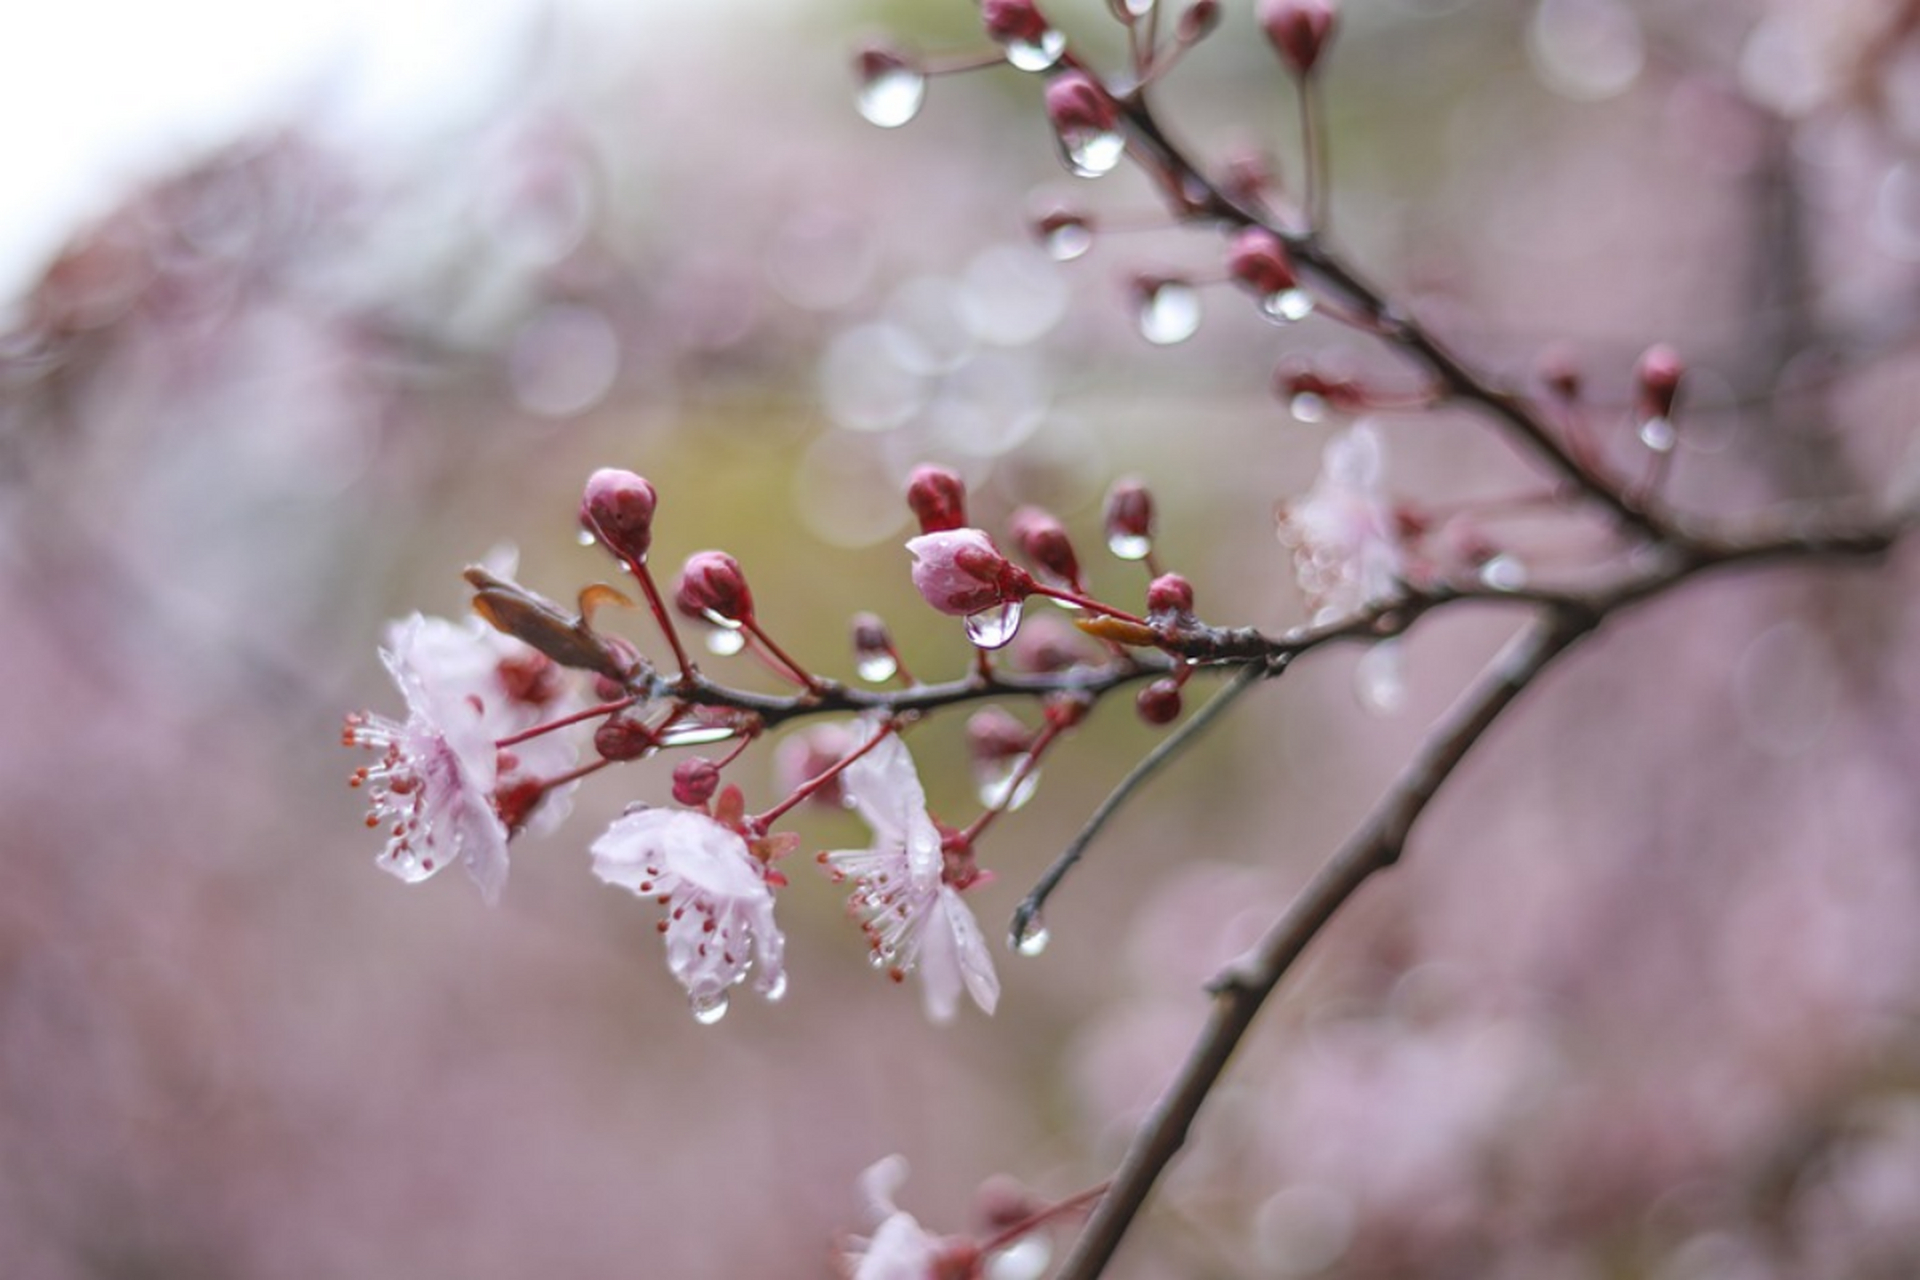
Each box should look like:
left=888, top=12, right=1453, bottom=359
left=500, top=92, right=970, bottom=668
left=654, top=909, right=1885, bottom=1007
left=823, top=729, right=999, bottom=1022
left=591, top=807, right=787, bottom=1022
left=836, top=1156, right=980, bottom=1280
left=345, top=615, right=512, bottom=902
left=345, top=605, right=592, bottom=903
left=1277, top=422, right=1404, bottom=623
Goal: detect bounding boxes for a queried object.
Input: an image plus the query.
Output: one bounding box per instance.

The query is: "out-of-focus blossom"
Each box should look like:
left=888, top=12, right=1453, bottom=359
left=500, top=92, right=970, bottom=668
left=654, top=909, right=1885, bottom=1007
left=592, top=807, right=787, bottom=1021
left=837, top=1156, right=981, bottom=1280
left=823, top=731, right=999, bottom=1022
left=345, top=611, right=587, bottom=903
left=1277, top=423, right=1404, bottom=623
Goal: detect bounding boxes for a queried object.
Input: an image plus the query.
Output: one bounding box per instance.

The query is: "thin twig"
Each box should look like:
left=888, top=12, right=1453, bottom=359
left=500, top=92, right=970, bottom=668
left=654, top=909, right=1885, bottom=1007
left=1009, top=660, right=1272, bottom=948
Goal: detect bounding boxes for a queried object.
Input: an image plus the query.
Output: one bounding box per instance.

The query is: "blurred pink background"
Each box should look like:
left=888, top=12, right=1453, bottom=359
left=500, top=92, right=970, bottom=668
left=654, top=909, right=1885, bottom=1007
left=5, top=1, right=1920, bottom=1276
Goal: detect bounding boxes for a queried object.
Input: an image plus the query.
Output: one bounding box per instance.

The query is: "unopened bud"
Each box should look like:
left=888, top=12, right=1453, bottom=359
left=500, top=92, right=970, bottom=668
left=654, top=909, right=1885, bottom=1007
left=1227, top=227, right=1298, bottom=297
left=1178, top=0, right=1222, bottom=43
left=1009, top=506, right=1082, bottom=589
left=672, top=757, right=722, bottom=807
left=1146, top=572, right=1194, bottom=616
left=594, top=716, right=654, bottom=761
left=1103, top=477, right=1155, bottom=559
left=1258, top=0, right=1338, bottom=76
left=907, top=529, right=1034, bottom=616
left=1635, top=344, right=1684, bottom=420
left=906, top=464, right=969, bottom=534
left=1044, top=70, right=1117, bottom=137
left=674, top=550, right=754, bottom=625
left=581, top=468, right=658, bottom=564
left=1136, top=679, right=1183, bottom=725
left=967, top=706, right=1035, bottom=763
left=1221, top=148, right=1275, bottom=206
left=983, top=0, right=1051, bottom=45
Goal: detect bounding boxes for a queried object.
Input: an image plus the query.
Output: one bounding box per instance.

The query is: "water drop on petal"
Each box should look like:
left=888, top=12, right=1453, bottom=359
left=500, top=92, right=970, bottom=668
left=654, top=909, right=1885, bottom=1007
left=1638, top=415, right=1676, bottom=453
left=763, top=971, right=789, bottom=1003
left=1106, top=531, right=1152, bottom=560
left=690, top=991, right=730, bottom=1025
left=857, top=64, right=927, bottom=128
left=964, top=599, right=1026, bottom=649
left=1006, top=28, right=1067, bottom=72
left=856, top=652, right=899, bottom=683
left=1059, top=127, right=1126, bottom=179
left=1290, top=391, right=1328, bottom=423
left=1136, top=280, right=1201, bottom=345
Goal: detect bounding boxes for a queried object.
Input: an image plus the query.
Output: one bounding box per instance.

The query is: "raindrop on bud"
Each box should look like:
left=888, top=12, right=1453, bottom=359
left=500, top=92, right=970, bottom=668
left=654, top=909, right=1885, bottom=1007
left=1290, top=391, right=1328, bottom=423
left=1478, top=553, right=1527, bottom=591
left=1034, top=206, right=1094, bottom=261
left=964, top=598, right=1026, bottom=649
left=1104, top=478, right=1155, bottom=560
left=1045, top=72, right=1125, bottom=178
left=854, top=44, right=927, bottom=128
left=985, top=0, right=1067, bottom=71
left=1638, top=416, right=1676, bottom=453
left=1261, top=288, right=1315, bottom=323
left=856, top=652, right=898, bottom=683
left=763, top=971, right=788, bottom=1003
left=704, top=625, right=747, bottom=656
left=1133, top=276, right=1201, bottom=345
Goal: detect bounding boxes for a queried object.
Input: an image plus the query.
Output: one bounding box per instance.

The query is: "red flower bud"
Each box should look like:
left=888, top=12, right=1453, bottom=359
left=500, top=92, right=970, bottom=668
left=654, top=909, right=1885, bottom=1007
left=581, top=468, right=658, bottom=564
left=906, top=529, right=1034, bottom=616
left=906, top=464, right=969, bottom=534
left=1103, top=477, right=1155, bottom=559
left=1136, top=679, right=1183, bottom=725
left=1009, top=505, right=1082, bottom=589
left=594, top=716, right=655, bottom=761
left=1259, top=0, right=1338, bottom=76
left=1227, top=226, right=1298, bottom=297
left=1146, top=572, right=1194, bottom=616
left=674, top=550, right=754, bottom=625
left=983, top=0, right=1050, bottom=45
left=1635, top=344, right=1684, bottom=420
left=1044, top=71, right=1122, bottom=178
left=672, top=757, right=722, bottom=807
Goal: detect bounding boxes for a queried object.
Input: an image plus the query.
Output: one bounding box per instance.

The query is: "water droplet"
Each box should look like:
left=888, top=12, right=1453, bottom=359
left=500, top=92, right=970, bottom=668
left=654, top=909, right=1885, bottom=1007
left=1261, top=288, right=1315, bottom=323
left=1136, top=280, right=1201, bottom=345
left=1355, top=642, right=1405, bottom=715
left=1005, top=28, right=1066, bottom=72
left=1059, top=126, right=1125, bottom=179
left=1290, top=391, right=1328, bottom=423
left=1106, top=531, right=1152, bottom=561
left=1043, top=221, right=1093, bottom=261
left=704, top=625, right=747, bottom=656
left=657, top=722, right=738, bottom=748
left=1014, top=919, right=1050, bottom=956
left=964, top=599, right=1025, bottom=649
left=856, top=652, right=899, bottom=683
left=690, top=991, right=730, bottom=1025
left=763, top=971, right=789, bottom=1002
left=1478, top=553, right=1527, bottom=591
left=1638, top=415, right=1676, bottom=453
left=989, top=1234, right=1053, bottom=1280
left=577, top=529, right=598, bottom=547
left=857, top=64, right=926, bottom=128
left=977, top=760, right=1040, bottom=811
